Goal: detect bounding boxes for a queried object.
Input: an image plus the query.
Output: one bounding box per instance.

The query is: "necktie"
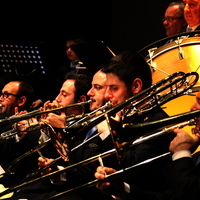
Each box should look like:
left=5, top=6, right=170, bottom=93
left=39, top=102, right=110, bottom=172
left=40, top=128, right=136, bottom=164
left=84, top=126, right=97, bottom=140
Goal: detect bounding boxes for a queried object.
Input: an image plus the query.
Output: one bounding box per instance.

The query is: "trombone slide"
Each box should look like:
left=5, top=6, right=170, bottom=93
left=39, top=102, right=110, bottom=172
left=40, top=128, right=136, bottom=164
left=131, top=119, right=195, bottom=146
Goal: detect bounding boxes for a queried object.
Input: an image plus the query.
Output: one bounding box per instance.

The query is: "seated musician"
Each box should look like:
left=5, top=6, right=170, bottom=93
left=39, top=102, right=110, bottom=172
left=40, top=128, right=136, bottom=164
left=0, top=81, right=41, bottom=188
left=0, top=73, right=91, bottom=199
left=94, top=92, right=200, bottom=200
left=9, top=51, right=177, bottom=200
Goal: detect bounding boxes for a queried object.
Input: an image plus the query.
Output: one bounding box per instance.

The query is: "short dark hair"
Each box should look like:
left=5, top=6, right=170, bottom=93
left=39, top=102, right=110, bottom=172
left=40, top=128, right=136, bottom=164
left=66, top=33, right=88, bottom=45
left=102, top=51, right=152, bottom=90
left=65, top=72, right=92, bottom=102
left=15, top=81, right=35, bottom=111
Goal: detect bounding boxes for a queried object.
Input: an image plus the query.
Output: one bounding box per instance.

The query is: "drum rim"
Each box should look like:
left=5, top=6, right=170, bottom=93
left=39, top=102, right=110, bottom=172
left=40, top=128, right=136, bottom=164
left=145, top=37, right=200, bottom=62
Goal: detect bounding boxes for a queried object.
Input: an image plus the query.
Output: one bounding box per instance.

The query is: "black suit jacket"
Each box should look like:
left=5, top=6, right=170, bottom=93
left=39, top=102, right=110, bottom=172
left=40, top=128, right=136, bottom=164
left=120, top=107, right=175, bottom=192
left=164, top=151, right=200, bottom=200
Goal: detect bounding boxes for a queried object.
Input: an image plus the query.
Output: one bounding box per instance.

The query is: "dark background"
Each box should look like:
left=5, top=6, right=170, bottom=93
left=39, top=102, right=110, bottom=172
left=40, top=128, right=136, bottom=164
left=0, top=0, right=175, bottom=97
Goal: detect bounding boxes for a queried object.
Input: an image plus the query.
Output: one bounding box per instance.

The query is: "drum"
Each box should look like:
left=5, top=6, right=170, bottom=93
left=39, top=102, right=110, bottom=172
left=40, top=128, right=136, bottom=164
left=145, top=37, right=200, bottom=147
left=145, top=36, right=200, bottom=85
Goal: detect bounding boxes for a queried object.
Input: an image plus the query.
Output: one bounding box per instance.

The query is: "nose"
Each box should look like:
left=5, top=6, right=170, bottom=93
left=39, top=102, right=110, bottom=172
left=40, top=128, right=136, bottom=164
left=55, top=94, right=61, bottom=103
left=87, top=88, right=94, bottom=97
left=184, top=3, right=190, bottom=12
left=104, top=90, right=113, bottom=100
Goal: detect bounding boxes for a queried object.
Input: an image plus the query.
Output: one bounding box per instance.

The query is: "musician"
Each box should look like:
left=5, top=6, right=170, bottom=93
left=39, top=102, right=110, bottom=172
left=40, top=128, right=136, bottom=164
left=34, top=69, right=117, bottom=200
left=183, top=0, right=200, bottom=32
left=0, top=81, right=41, bottom=187
left=33, top=51, right=174, bottom=200
left=94, top=93, right=200, bottom=200
left=163, top=1, right=187, bottom=37
left=5, top=69, right=115, bottom=200
left=100, top=50, right=175, bottom=192
left=7, top=71, right=114, bottom=200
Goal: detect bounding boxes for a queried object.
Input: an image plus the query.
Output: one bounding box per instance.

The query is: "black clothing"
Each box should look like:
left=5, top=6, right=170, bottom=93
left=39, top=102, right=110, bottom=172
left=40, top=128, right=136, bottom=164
left=0, top=129, right=41, bottom=188
left=121, top=107, right=175, bottom=192
left=165, top=151, right=200, bottom=200
left=7, top=107, right=174, bottom=200
left=7, top=129, right=117, bottom=200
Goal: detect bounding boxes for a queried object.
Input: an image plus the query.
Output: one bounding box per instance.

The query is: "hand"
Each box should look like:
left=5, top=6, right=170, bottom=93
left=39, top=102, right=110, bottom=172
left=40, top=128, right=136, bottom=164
left=13, top=108, right=39, bottom=137
left=38, top=157, right=61, bottom=182
left=95, top=166, right=125, bottom=197
left=30, top=99, right=43, bottom=109
left=169, top=128, right=200, bottom=154
left=38, top=157, right=56, bottom=175
left=45, top=112, right=67, bottom=128
left=39, top=100, right=66, bottom=128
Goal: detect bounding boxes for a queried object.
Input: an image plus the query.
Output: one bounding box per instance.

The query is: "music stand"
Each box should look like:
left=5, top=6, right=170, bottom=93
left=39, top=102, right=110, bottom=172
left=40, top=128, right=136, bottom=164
left=0, top=40, right=51, bottom=98
left=0, top=40, right=48, bottom=80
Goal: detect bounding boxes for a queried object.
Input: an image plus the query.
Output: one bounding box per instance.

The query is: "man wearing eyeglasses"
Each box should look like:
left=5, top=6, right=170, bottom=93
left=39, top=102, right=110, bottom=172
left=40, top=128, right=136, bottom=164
left=163, top=1, right=187, bottom=37
left=0, top=81, right=34, bottom=118
left=0, top=81, right=42, bottom=189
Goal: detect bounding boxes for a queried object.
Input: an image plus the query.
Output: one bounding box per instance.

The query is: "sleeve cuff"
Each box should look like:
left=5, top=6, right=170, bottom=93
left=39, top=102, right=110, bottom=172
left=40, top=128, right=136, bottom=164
left=172, top=150, right=192, bottom=161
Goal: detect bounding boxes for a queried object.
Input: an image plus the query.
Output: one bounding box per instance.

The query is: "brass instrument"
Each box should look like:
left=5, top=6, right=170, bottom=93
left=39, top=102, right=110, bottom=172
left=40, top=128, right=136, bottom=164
left=0, top=100, right=92, bottom=139
left=20, top=71, right=198, bottom=163
left=66, top=71, right=198, bottom=135
left=131, top=119, right=196, bottom=146
left=0, top=106, right=198, bottom=199
left=0, top=71, right=198, bottom=198
left=0, top=100, right=92, bottom=126
left=118, top=109, right=200, bottom=143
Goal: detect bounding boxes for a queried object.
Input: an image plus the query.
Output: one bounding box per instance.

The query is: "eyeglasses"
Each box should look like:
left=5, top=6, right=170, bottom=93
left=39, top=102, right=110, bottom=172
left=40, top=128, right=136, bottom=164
left=0, top=92, right=20, bottom=99
left=163, top=17, right=183, bottom=22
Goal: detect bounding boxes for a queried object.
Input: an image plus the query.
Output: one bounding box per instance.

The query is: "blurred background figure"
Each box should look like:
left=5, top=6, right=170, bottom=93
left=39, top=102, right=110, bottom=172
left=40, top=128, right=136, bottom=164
left=184, top=0, right=200, bottom=32
left=163, top=1, right=187, bottom=37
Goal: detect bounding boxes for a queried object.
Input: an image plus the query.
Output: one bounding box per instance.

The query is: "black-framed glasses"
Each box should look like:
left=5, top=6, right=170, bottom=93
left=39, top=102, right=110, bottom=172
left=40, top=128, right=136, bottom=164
left=163, top=17, right=183, bottom=22
left=0, top=92, right=20, bottom=99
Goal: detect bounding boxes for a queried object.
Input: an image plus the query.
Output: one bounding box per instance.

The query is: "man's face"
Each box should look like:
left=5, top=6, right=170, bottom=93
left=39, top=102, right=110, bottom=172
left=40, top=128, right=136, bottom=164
left=163, top=5, right=187, bottom=36
left=87, top=71, right=108, bottom=111
left=183, top=0, right=200, bottom=27
left=55, top=79, right=76, bottom=107
left=104, top=73, right=131, bottom=106
left=0, top=82, right=20, bottom=117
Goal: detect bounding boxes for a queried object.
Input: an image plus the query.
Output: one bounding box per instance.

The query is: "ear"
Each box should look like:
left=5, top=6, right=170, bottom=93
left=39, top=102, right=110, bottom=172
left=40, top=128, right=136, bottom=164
left=78, top=95, right=87, bottom=103
left=17, top=96, right=27, bottom=107
left=131, top=78, right=143, bottom=94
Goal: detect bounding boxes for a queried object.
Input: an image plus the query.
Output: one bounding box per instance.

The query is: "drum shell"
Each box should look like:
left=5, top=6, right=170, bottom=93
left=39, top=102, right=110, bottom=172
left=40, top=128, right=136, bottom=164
left=145, top=37, right=200, bottom=85
left=145, top=37, right=200, bottom=147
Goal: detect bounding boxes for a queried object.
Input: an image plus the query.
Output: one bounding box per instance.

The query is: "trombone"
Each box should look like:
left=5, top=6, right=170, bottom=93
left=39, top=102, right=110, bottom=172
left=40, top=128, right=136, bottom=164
left=0, top=100, right=92, bottom=126
left=66, top=71, right=199, bottom=135
left=1, top=107, right=200, bottom=199
left=0, top=71, right=198, bottom=166
left=0, top=71, right=199, bottom=198
left=0, top=100, right=92, bottom=139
